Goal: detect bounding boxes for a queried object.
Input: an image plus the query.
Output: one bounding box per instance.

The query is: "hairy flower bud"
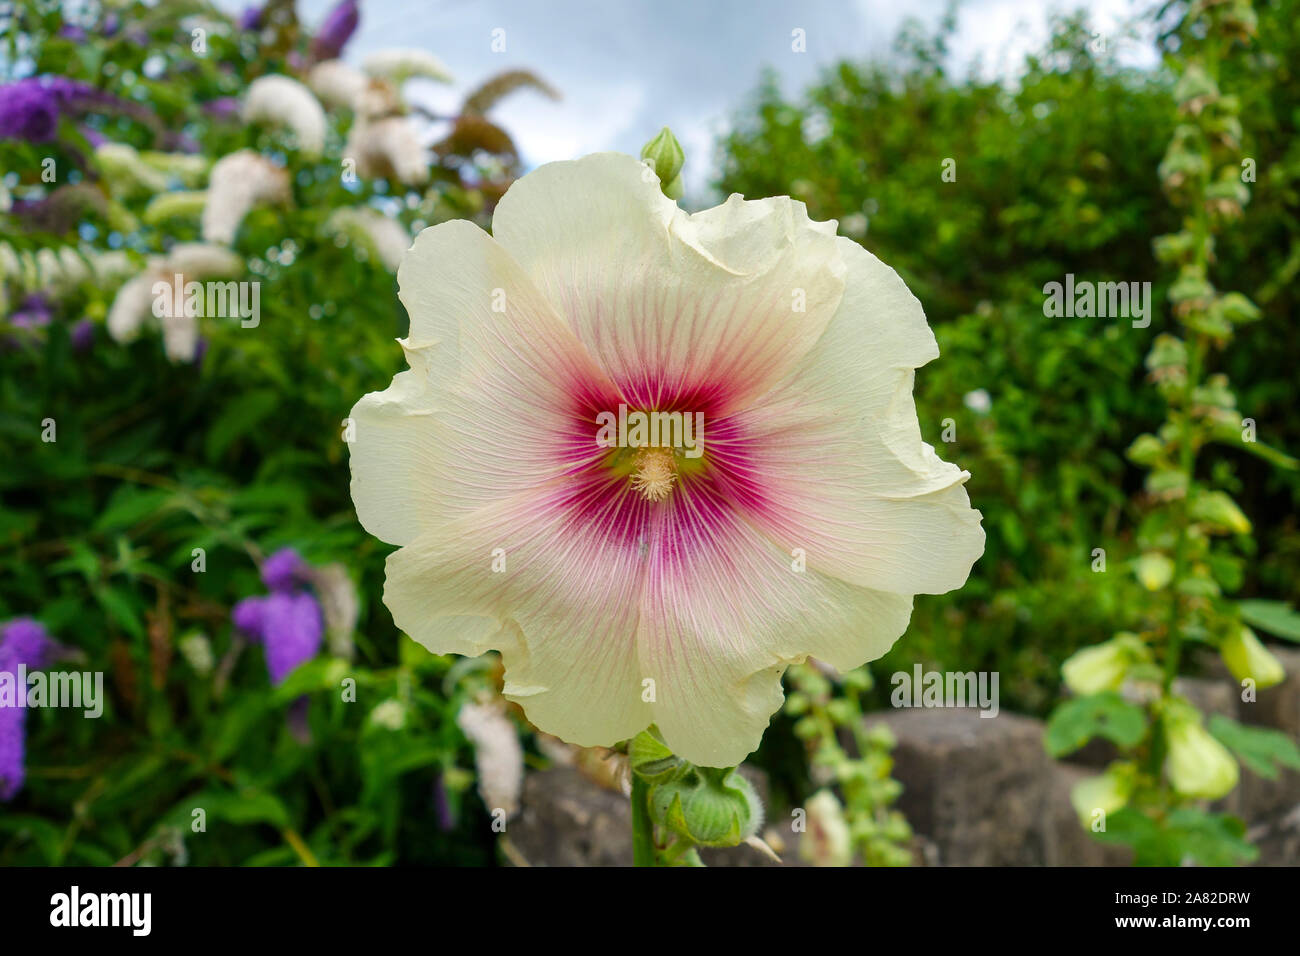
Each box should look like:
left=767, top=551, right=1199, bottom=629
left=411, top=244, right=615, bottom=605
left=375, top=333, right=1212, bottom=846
left=649, top=766, right=762, bottom=848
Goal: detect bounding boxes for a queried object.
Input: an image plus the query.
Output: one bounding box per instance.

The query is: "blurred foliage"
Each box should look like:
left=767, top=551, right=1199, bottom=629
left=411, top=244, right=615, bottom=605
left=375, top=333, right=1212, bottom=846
left=0, top=0, right=541, bottom=865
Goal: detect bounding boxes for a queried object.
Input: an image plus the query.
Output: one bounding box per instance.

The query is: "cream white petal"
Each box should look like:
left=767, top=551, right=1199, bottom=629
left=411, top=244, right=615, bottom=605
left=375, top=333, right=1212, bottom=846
left=490, top=152, right=846, bottom=412
left=349, top=219, right=616, bottom=545
left=733, top=237, right=985, bottom=594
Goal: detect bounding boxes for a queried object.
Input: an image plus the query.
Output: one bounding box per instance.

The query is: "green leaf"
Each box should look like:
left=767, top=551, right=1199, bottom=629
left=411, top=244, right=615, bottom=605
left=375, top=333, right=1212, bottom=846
left=1045, top=692, right=1148, bottom=757
left=1163, top=809, right=1257, bottom=866
left=1096, top=807, right=1257, bottom=866
left=93, top=486, right=177, bottom=533
left=1239, top=599, right=1300, bottom=643
left=1208, top=715, right=1300, bottom=779
left=183, top=789, right=291, bottom=830
left=204, top=390, right=279, bottom=461
left=93, top=585, right=145, bottom=639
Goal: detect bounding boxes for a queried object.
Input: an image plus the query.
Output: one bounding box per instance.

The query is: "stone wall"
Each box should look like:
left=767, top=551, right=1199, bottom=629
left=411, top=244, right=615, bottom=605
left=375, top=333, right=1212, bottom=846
left=505, top=647, right=1300, bottom=866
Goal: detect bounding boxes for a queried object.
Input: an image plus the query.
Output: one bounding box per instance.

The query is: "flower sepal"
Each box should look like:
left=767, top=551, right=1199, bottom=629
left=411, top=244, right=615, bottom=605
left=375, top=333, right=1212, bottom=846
left=648, top=765, right=762, bottom=849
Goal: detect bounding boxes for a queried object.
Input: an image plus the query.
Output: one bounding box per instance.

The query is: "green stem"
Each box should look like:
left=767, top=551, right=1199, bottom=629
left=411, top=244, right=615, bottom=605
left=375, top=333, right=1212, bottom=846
left=631, top=773, right=656, bottom=867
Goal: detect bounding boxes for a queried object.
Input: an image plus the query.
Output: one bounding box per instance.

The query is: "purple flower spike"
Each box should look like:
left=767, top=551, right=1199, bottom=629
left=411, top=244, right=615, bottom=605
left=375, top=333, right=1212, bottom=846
left=0, top=703, right=28, bottom=801
left=0, top=618, right=59, bottom=669
left=231, top=596, right=268, bottom=641
left=0, top=618, right=59, bottom=802
left=239, top=6, right=264, bottom=31
left=0, top=79, right=60, bottom=142
left=312, top=0, right=360, bottom=61
left=261, top=547, right=308, bottom=593
left=202, top=97, right=241, bottom=120
left=70, top=318, right=95, bottom=352
left=260, top=591, right=322, bottom=685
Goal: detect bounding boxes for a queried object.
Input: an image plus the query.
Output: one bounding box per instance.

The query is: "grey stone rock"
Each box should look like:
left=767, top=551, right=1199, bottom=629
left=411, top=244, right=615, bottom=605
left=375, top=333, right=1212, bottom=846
left=875, top=708, right=1056, bottom=865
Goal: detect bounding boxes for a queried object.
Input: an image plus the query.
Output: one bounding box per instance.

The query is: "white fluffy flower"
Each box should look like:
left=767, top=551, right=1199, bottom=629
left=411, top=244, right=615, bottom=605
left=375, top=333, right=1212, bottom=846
left=106, top=273, right=157, bottom=344
left=307, top=59, right=369, bottom=111
left=106, top=242, right=243, bottom=362
left=362, top=48, right=454, bottom=85
left=201, top=150, right=291, bottom=244
left=242, top=75, right=327, bottom=157
left=326, top=207, right=411, bottom=271
left=345, top=116, right=429, bottom=186
left=456, top=700, right=524, bottom=818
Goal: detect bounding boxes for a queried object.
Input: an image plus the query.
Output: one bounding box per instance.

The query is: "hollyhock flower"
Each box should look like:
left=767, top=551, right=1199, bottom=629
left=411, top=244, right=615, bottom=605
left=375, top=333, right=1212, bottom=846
left=242, top=76, right=326, bottom=158
left=201, top=149, right=291, bottom=244
left=0, top=618, right=60, bottom=801
left=348, top=152, right=984, bottom=767
left=362, top=48, right=454, bottom=85
left=312, top=0, right=360, bottom=62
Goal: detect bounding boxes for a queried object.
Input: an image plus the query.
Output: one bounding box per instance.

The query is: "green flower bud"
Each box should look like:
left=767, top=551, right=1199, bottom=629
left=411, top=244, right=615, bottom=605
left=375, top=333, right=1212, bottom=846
left=1220, top=626, right=1284, bottom=690
left=1163, top=704, right=1239, bottom=800
left=628, top=726, right=687, bottom=784
left=1061, top=632, right=1148, bottom=695
left=649, top=766, right=762, bottom=848
left=1126, top=434, right=1165, bottom=467
left=1069, top=763, right=1134, bottom=826
left=1135, top=552, right=1174, bottom=590
left=640, top=126, right=685, bottom=192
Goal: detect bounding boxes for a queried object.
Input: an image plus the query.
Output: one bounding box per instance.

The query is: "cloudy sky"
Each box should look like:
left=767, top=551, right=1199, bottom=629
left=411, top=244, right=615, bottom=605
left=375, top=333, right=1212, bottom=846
left=281, top=0, right=1154, bottom=195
